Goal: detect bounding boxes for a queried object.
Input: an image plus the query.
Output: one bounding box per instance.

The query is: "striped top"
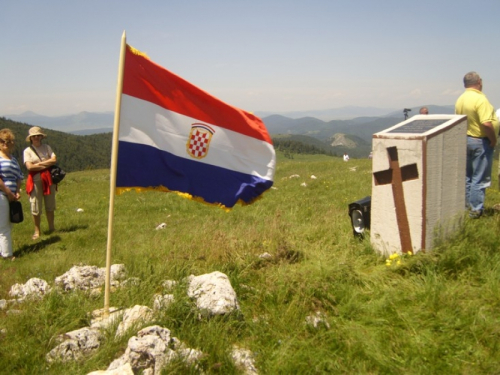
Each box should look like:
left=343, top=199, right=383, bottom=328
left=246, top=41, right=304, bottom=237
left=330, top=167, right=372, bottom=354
left=0, top=156, right=23, bottom=196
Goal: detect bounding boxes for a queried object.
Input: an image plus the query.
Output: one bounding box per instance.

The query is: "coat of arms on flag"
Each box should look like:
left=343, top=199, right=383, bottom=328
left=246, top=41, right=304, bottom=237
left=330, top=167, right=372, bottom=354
left=186, top=123, right=215, bottom=159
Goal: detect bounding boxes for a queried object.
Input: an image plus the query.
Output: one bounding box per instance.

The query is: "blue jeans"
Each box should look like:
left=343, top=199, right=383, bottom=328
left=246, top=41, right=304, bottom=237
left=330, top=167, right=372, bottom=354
left=466, top=136, right=493, bottom=214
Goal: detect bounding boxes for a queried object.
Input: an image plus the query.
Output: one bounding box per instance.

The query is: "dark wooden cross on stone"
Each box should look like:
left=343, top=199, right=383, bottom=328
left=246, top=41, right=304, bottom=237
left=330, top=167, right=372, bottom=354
left=373, top=146, right=419, bottom=253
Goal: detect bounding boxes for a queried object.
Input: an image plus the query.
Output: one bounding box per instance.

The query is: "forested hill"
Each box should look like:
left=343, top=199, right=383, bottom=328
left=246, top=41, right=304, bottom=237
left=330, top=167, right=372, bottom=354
left=0, top=117, right=112, bottom=173
left=0, top=116, right=363, bottom=174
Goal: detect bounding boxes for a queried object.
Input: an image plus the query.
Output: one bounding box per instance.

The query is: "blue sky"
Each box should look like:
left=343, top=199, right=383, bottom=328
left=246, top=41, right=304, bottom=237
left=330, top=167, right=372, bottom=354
left=1, top=0, right=500, bottom=116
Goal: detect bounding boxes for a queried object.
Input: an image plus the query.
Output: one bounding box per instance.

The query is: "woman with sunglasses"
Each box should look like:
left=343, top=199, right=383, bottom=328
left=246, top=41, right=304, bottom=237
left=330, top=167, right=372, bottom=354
left=23, top=126, right=57, bottom=240
left=0, top=129, right=23, bottom=259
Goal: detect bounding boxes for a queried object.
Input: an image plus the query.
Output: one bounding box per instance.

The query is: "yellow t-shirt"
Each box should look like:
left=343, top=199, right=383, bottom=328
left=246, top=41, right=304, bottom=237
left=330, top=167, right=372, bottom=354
left=455, top=88, right=499, bottom=138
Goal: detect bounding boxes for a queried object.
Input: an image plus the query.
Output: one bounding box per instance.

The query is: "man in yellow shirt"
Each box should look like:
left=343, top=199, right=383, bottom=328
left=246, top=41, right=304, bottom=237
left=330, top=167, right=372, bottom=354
left=455, top=71, right=499, bottom=218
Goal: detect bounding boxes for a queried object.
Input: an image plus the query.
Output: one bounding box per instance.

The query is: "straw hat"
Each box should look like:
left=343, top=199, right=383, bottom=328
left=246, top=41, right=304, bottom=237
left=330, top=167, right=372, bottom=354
left=26, top=126, right=47, bottom=142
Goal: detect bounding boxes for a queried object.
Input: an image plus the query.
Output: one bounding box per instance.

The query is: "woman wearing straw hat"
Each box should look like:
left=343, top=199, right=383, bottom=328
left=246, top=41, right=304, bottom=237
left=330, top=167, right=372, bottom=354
left=23, top=127, right=57, bottom=240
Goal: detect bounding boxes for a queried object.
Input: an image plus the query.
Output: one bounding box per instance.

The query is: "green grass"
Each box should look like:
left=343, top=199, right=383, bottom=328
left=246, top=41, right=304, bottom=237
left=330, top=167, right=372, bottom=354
left=1, top=154, right=500, bottom=374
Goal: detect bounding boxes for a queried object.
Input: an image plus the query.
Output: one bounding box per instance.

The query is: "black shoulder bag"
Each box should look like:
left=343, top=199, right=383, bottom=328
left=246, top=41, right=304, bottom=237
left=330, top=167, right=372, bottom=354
left=10, top=201, right=23, bottom=223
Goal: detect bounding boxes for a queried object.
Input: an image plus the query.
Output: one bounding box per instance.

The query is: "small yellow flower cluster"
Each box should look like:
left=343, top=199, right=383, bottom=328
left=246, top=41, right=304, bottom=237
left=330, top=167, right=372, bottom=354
left=385, top=251, right=413, bottom=267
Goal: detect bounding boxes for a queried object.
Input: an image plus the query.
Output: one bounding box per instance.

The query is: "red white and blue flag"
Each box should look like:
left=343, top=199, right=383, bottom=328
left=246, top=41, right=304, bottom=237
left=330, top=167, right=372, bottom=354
left=116, top=45, right=276, bottom=208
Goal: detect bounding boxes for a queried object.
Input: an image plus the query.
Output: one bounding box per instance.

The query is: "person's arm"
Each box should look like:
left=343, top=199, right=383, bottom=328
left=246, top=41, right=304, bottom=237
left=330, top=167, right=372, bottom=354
left=42, top=154, right=56, bottom=167
left=481, top=122, right=497, bottom=148
left=24, top=146, right=57, bottom=172
left=15, top=179, right=21, bottom=201
left=24, top=151, right=57, bottom=171
left=0, top=178, right=16, bottom=201
left=46, top=145, right=57, bottom=165
left=25, top=159, right=55, bottom=172
left=48, top=153, right=57, bottom=165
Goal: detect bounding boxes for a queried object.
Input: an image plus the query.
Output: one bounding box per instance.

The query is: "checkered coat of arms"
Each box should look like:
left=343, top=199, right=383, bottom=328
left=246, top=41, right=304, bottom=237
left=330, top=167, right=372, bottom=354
left=186, top=123, right=215, bottom=159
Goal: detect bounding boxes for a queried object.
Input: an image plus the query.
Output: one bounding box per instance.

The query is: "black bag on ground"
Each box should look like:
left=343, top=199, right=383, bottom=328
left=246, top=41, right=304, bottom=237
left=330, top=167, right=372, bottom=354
left=50, top=165, right=66, bottom=184
left=9, top=200, right=23, bottom=223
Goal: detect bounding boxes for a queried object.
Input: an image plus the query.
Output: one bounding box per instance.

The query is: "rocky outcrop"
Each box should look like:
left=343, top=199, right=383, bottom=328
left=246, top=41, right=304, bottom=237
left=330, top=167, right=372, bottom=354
left=187, top=271, right=240, bottom=317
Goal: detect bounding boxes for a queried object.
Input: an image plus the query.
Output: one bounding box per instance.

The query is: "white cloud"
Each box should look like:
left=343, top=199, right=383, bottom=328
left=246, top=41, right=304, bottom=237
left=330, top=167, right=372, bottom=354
left=440, top=88, right=462, bottom=97
left=408, top=89, right=422, bottom=98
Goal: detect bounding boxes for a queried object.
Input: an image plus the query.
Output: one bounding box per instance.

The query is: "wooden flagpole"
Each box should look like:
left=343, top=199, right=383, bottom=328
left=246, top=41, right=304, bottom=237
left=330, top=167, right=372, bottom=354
left=104, top=31, right=127, bottom=314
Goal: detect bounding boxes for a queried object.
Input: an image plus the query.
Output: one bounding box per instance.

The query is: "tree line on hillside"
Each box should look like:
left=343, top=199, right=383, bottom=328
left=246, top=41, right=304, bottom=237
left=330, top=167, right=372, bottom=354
left=0, top=117, right=112, bottom=173
left=0, top=116, right=386, bottom=175
left=272, top=136, right=372, bottom=159
left=272, top=139, right=334, bottom=158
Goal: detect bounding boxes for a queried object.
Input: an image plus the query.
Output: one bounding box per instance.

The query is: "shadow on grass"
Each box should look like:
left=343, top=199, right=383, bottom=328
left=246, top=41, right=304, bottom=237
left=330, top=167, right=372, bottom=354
left=483, top=207, right=500, bottom=217
left=12, top=225, right=89, bottom=258
left=14, top=235, right=62, bottom=258
left=56, top=224, right=88, bottom=233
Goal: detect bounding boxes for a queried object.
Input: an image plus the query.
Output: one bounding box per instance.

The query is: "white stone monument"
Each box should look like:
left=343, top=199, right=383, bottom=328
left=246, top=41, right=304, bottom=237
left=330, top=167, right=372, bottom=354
left=371, top=114, right=467, bottom=255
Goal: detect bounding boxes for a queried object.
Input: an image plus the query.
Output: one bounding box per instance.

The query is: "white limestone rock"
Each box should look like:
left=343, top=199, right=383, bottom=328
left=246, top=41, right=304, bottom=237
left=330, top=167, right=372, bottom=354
left=258, top=252, right=273, bottom=260
left=305, top=311, right=330, bottom=329
left=87, top=363, right=134, bottom=375
left=231, top=346, right=258, bottom=374
left=115, top=305, right=154, bottom=338
left=110, top=264, right=127, bottom=281
left=161, top=280, right=177, bottom=292
left=155, top=223, right=167, bottom=230
left=89, top=307, right=124, bottom=330
left=153, top=294, right=175, bottom=311
left=120, top=277, right=141, bottom=288
left=46, top=327, right=102, bottom=363
left=54, top=264, right=126, bottom=292
left=187, top=271, right=240, bottom=316
left=9, top=277, right=51, bottom=300
left=108, top=325, right=203, bottom=375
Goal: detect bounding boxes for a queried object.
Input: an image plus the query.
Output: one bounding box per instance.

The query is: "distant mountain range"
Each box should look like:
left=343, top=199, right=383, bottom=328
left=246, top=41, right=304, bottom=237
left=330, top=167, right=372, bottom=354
left=1, top=104, right=456, bottom=159
left=2, top=111, right=115, bottom=134
left=0, top=104, right=459, bottom=171
left=2, top=105, right=455, bottom=136
left=264, top=104, right=455, bottom=158
left=255, top=106, right=399, bottom=121
left=263, top=105, right=454, bottom=142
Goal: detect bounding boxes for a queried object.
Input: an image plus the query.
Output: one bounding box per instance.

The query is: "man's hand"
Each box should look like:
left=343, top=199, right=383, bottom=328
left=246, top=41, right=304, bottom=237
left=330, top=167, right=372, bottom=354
left=482, top=122, right=497, bottom=148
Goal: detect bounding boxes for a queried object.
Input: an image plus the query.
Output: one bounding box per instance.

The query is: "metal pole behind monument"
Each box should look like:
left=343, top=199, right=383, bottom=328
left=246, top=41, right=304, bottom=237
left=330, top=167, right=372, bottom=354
left=104, top=31, right=127, bottom=314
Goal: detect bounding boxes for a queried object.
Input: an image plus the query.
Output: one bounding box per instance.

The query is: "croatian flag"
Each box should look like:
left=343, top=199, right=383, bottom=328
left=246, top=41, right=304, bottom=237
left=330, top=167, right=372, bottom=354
left=116, top=45, right=276, bottom=208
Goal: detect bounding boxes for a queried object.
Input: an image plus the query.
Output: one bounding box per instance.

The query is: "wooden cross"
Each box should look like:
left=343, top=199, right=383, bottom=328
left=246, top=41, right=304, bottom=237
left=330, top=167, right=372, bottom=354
left=373, top=146, right=419, bottom=253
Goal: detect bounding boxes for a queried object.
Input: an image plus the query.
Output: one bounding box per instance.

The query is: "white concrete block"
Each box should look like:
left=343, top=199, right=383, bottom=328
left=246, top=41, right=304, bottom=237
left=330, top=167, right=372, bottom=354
left=371, top=114, right=467, bottom=255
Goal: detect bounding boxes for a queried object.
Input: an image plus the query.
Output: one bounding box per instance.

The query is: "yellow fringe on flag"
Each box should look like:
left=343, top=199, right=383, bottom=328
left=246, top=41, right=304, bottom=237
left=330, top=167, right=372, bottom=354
left=127, top=44, right=149, bottom=59
left=115, top=186, right=266, bottom=212
left=115, top=186, right=231, bottom=212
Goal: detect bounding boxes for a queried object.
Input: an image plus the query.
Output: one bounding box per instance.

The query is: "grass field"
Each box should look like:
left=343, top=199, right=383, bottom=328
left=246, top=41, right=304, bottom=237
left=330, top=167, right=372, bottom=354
left=1, top=153, right=500, bottom=374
